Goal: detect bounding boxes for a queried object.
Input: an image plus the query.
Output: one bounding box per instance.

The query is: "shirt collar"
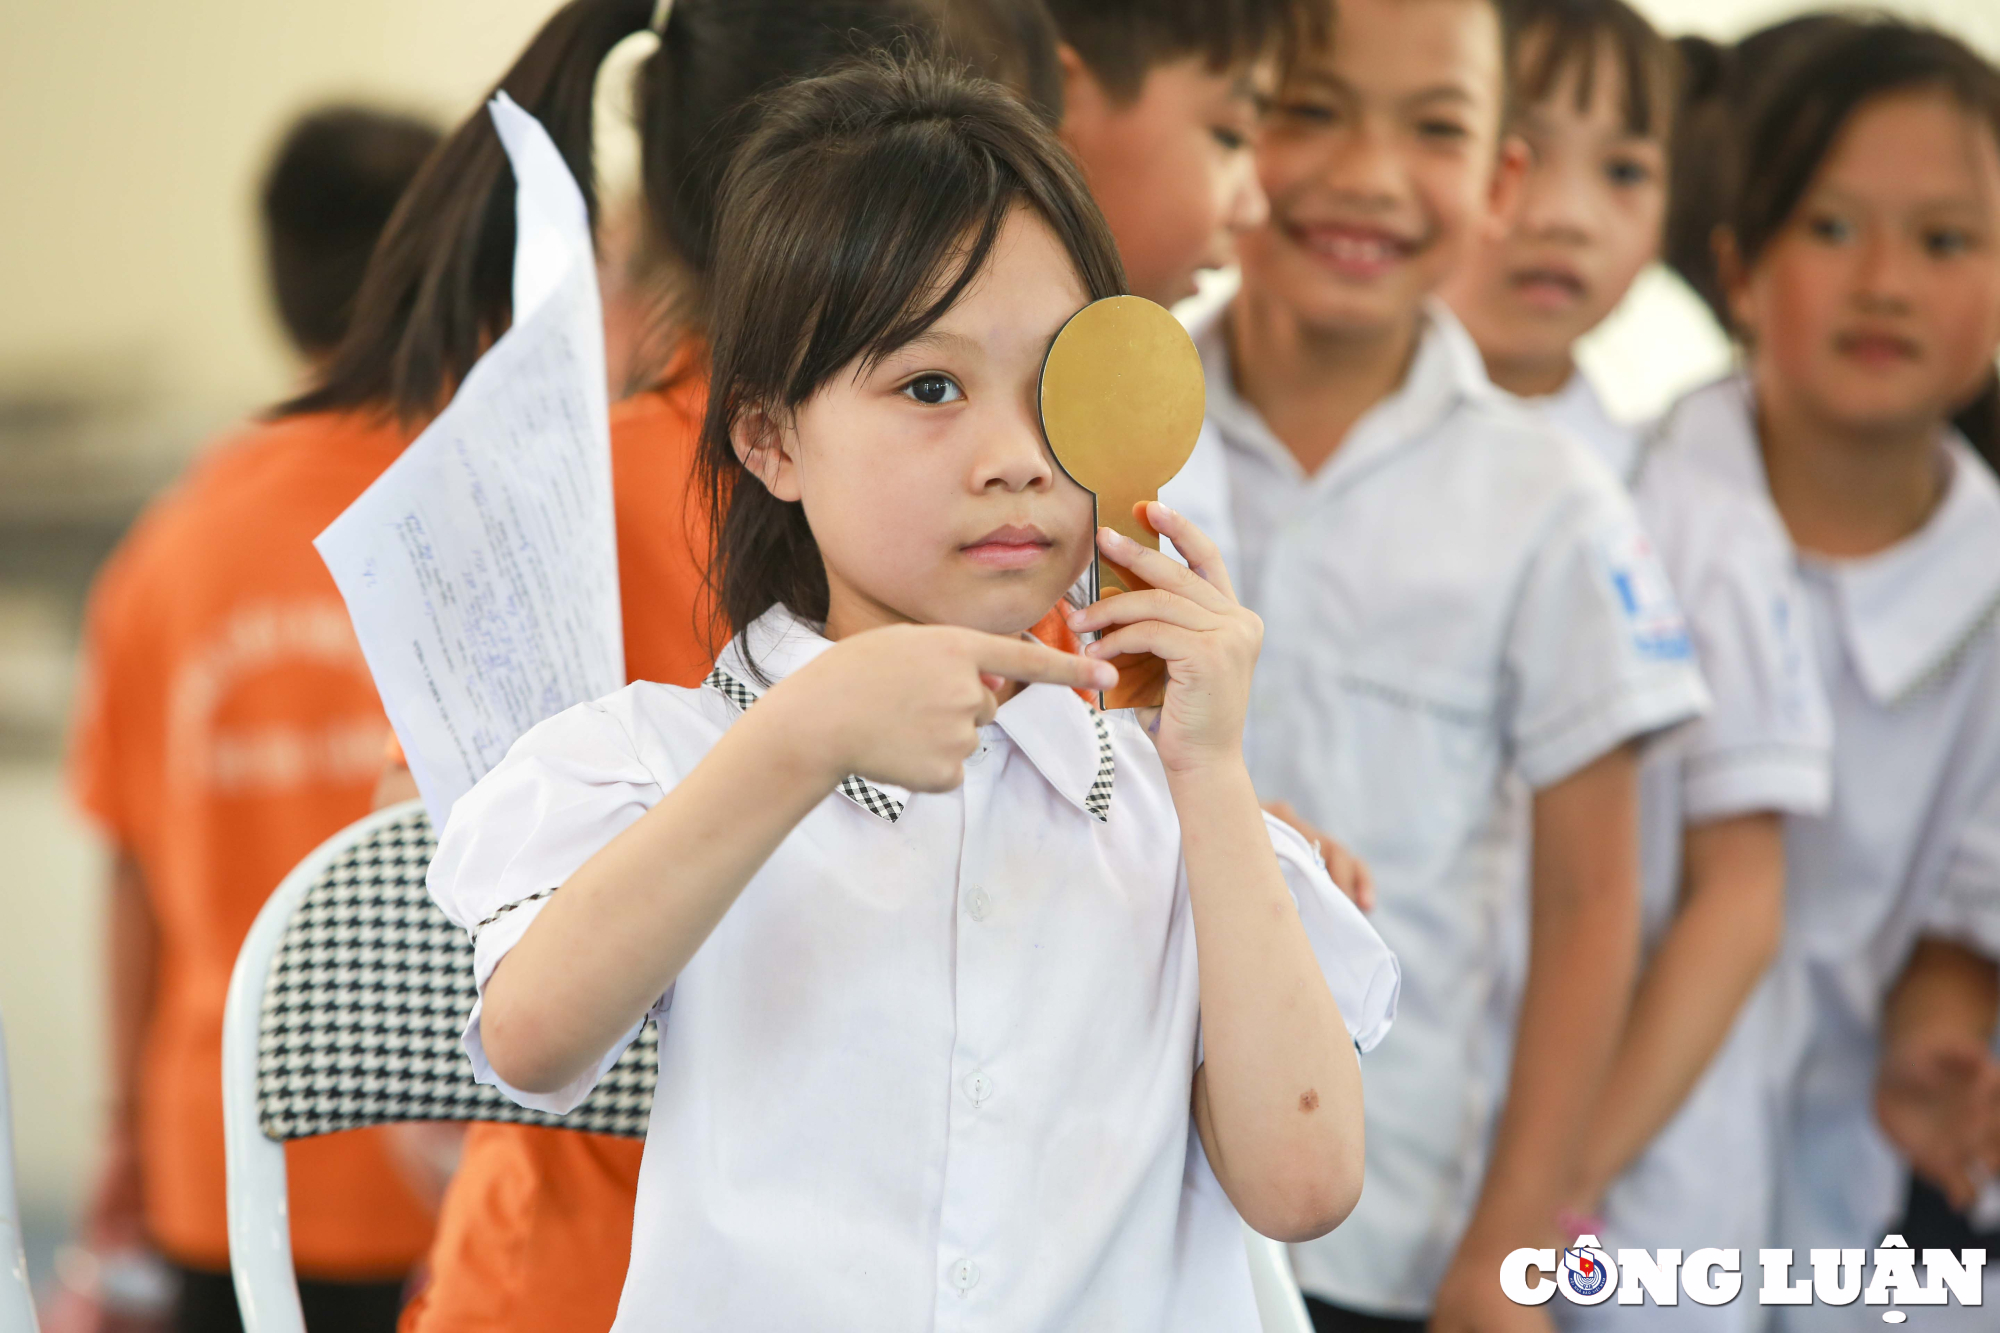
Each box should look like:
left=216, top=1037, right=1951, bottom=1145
left=1189, top=298, right=1491, bottom=486
left=714, top=605, right=1115, bottom=821
left=989, top=675, right=1116, bottom=821
left=1525, top=370, right=1638, bottom=482
left=1827, top=440, right=2000, bottom=703
left=1653, top=374, right=2000, bottom=704
left=1647, top=375, right=1771, bottom=496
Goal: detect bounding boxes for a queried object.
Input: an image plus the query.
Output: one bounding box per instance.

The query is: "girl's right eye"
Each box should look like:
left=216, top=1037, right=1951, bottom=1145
left=902, top=373, right=963, bottom=405
left=1806, top=212, right=1854, bottom=245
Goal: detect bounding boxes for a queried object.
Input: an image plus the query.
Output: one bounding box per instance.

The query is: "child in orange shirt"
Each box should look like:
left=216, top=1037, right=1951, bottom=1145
left=62, top=107, right=441, bottom=1333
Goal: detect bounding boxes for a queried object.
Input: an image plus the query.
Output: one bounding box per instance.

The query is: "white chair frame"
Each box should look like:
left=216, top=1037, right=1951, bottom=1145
left=222, top=800, right=1313, bottom=1333
left=0, top=1011, right=43, bottom=1333
left=223, top=800, right=425, bottom=1333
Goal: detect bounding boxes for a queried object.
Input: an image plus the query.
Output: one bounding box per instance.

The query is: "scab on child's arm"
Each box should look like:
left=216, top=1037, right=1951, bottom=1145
left=1067, top=501, right=1366, bottom=1241
left=475, top=626, right=1115, bottom=1098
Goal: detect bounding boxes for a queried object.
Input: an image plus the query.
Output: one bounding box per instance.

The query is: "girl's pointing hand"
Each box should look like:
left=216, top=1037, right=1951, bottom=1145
left=768, top=623, right=1116, bottom=794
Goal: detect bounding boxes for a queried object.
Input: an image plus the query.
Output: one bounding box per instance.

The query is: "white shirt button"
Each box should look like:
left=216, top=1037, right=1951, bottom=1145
left=950, top=1257, right=980, bottom=1291
left=964, top=1071, right=993, bottom=1106
left=965, top=887, right=990, bottom=921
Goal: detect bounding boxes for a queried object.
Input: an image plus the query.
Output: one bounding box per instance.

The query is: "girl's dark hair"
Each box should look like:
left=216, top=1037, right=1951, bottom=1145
left=287, top=0, right=1063, bottom=422
left=1501, top=0, right=1677, bottom=140
left=1663, top=15, right=1861, bottom=325
left=698, top=56, right=1123, bottom=660
left=1956, top=372, right=2000, bottom=473
left=1727, top=18, right=2000, bottom=279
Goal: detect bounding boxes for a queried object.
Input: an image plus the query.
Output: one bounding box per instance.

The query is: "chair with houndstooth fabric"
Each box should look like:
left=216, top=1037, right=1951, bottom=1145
left=220, top=800, right=656, bottom=1333
left=221, top=799, right=1314, bottom=1333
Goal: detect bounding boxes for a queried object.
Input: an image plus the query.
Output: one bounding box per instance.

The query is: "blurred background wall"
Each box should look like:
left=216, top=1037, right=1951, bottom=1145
left=0, top=0, right=1995, bottom=1287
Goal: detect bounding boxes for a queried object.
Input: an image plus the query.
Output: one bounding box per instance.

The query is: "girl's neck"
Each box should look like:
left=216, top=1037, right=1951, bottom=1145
left=1227, top=286, right=1423, bottom=477
left=1755, top=374, right=1948, bottom=560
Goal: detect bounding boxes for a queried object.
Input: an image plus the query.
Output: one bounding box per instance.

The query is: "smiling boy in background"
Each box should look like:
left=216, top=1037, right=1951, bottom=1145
left=1165, top=0, right=1711, bottom=1327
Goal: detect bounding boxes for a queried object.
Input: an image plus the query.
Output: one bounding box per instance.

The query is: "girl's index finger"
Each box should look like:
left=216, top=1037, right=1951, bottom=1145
left=968, top=631, right=1119, bottom=693
left=1144, top=501, right=1239, bottom=603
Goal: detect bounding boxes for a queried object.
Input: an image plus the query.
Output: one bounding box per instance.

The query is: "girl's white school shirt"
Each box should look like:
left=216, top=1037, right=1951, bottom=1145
left=1168, top=300, right=1710, bottom=1317
left=1559, top=393, right=1834, bottom=1333
left=428, top=605, right=1401, bottom=1332
left=1653, top=379, right=2000, bottom=1290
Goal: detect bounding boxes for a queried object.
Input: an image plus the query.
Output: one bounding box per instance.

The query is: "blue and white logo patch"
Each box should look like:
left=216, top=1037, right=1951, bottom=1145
left=1600, top=526, right=1692, bottom=662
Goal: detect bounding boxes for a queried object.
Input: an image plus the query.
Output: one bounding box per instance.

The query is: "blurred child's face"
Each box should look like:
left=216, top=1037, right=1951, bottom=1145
left=1731, top=89, right=2000, bottom=441
left=1241, top=0, right=1512, bottom=340
left=1441, top=39, right=1666, bottom=391
left=1060, top=52, right=1270, bottom=305
left=745, top=207, right=1097, bottom=638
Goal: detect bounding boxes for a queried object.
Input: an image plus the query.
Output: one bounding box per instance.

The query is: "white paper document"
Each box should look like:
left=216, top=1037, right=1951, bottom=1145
left=317, top=93, right=622, bottom=825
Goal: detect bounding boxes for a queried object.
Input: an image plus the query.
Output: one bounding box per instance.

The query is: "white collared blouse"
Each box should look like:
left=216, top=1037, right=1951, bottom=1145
left=1168, top=301, right=1710, bottom=1316
left=428, top=606, right=1400, bottom=1332
left=1650, top=376, right=2000, bottom=1263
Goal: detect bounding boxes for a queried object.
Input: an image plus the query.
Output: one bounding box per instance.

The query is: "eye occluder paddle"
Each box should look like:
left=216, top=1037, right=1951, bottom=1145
left=1038, top=295, right=1205, bottom=709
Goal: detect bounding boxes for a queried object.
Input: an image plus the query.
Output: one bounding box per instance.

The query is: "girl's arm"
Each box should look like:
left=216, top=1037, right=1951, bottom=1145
left=1181, top=765, right=1365, bottom=1241
left=1067, top=508, right=1363, bottom=1243
left=478, top=625, right=1113, bottom=1096
left=1568, top=813, right=1785, bottom=1211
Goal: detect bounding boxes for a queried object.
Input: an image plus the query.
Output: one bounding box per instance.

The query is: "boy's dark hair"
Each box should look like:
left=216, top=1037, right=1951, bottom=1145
left=698, top=56, right=1123, bottom=663
left=1042, top=0, right=1333, bottom=100
left=260, top=106, right=441, bottom=357
left=1727, top=18, right=2000, bottom=279
left=1663, top=14, right=1860, bottom=323
left=289, top=0, right=1061, bottom=423
left=1501, top=0, right=1675, bottom=139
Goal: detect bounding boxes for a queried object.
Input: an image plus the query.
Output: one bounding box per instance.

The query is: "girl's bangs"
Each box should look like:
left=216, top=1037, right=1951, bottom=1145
left=778, top=120, right=1040, bottom=406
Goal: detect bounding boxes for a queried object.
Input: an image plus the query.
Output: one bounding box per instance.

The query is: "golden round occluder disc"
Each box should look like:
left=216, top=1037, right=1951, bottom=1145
left=1039, top=295, right=1205, bottom=507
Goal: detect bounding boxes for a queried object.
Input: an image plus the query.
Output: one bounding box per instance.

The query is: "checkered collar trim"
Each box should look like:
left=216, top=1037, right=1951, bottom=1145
left=709, top=607, right=1115, bottom=824
left=705, top=666, right=908, bottom=822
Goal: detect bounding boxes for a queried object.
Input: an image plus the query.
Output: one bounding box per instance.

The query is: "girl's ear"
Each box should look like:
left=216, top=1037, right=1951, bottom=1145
left=1055, top=43, right=1117, bottom=152
left=1713, top=225, right=1755, bottom=341
left=731, top=405, right=804, bottom=502
left=1485, top=135, right=1530, bottom=236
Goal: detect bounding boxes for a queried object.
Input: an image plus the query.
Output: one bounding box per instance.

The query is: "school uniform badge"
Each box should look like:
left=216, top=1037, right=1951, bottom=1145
left=1559, top=1236, right=1617, bottom=1305
left=1598, top=526, right=1692, bottom=662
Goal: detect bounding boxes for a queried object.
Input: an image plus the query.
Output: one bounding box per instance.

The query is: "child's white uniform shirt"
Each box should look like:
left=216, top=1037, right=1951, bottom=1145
left=1653, top=380, right=2000, bottom=1317
left=1560, top=393, right=1834, bottom=1333
left=1174, top=300, right=1710, bottom=1316
left=1531, top=369, right=1642, bottom=484
left=428, top=606, right=1401, bottom=1333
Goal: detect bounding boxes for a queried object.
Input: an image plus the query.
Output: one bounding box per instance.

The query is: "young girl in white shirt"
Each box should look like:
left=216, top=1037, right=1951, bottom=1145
left=428, top=56, right=1396, bottom=1331
left=1644, top=21, right=2000, bottom=1314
